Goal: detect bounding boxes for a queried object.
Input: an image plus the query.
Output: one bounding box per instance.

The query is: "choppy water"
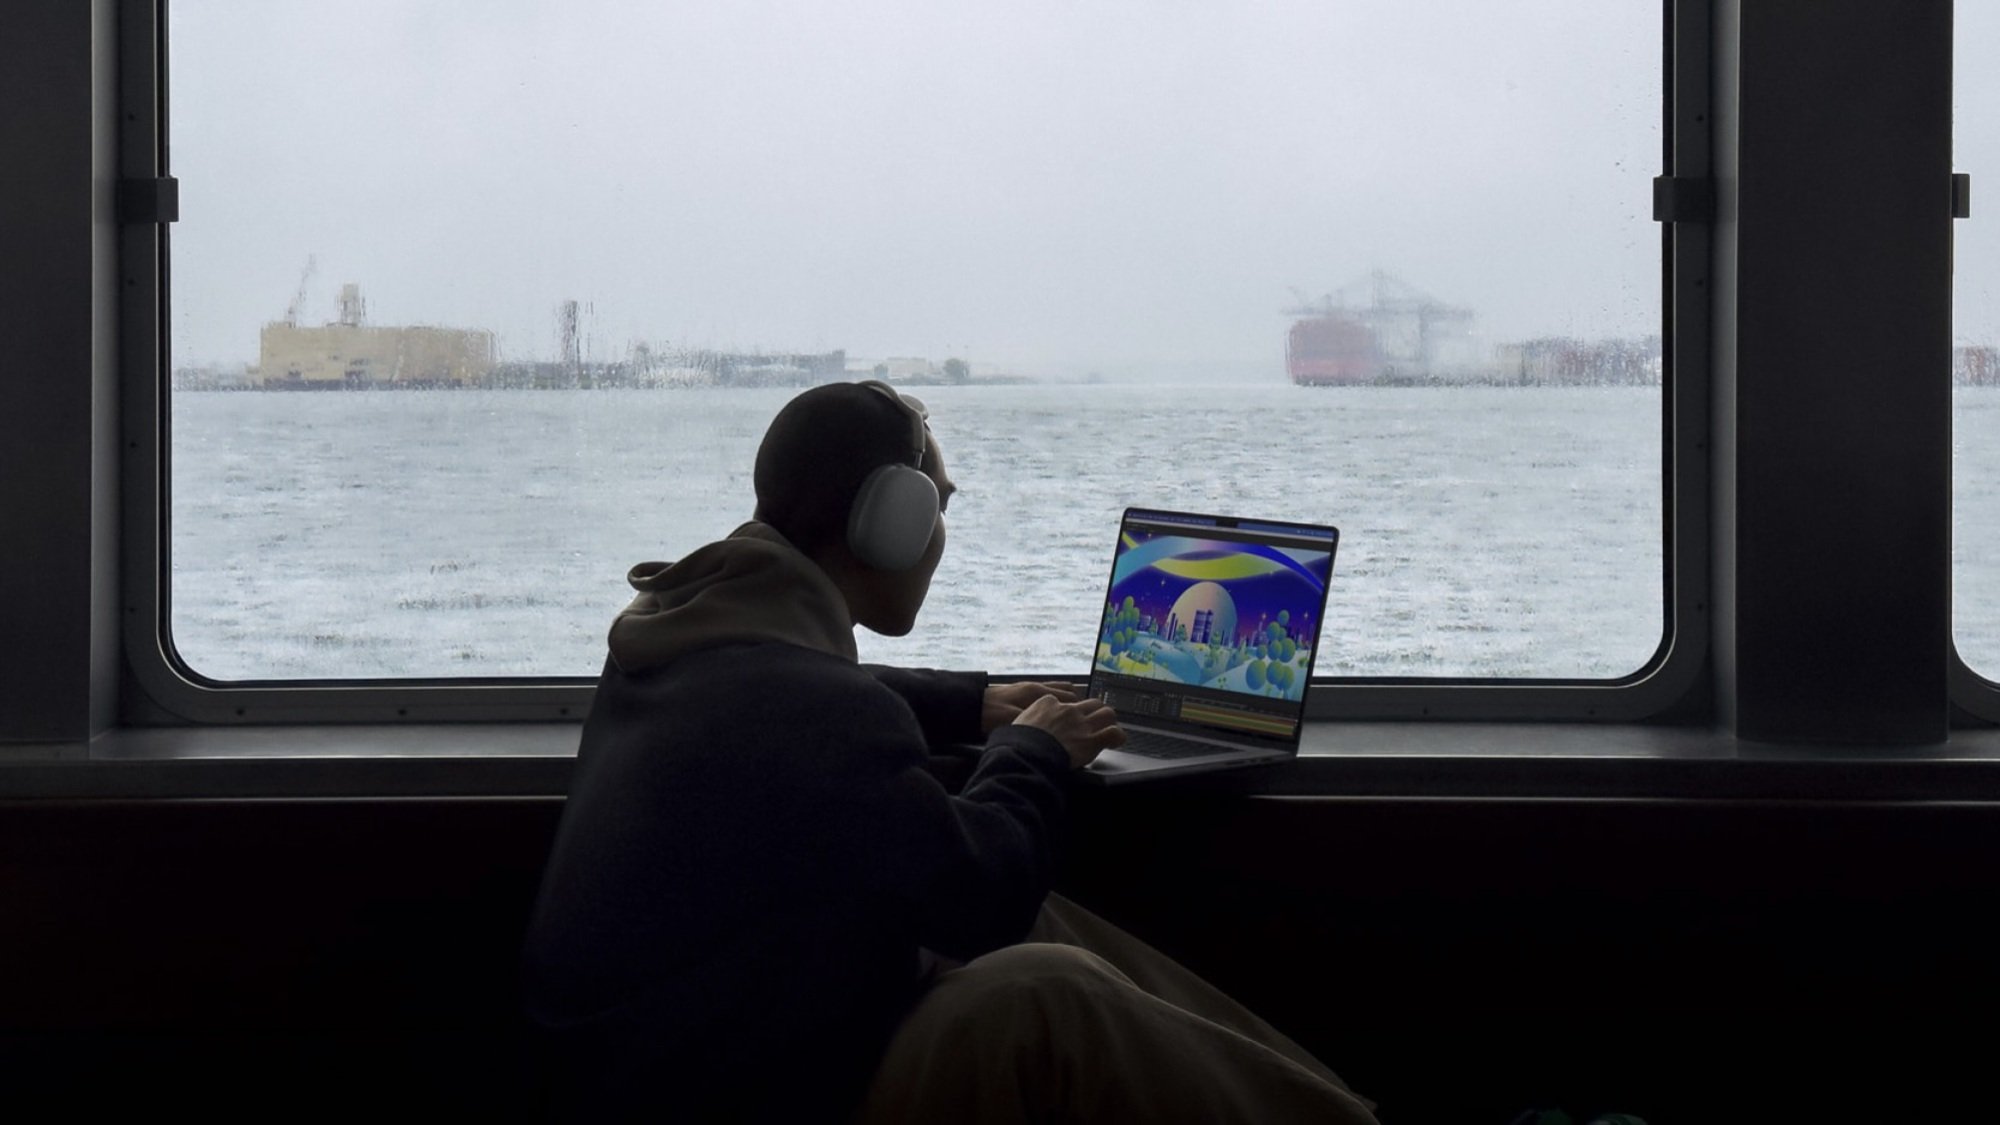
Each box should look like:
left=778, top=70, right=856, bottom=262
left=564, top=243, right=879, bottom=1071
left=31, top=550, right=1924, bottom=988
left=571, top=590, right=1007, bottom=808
left=173, top=383, right=1680, bottom=681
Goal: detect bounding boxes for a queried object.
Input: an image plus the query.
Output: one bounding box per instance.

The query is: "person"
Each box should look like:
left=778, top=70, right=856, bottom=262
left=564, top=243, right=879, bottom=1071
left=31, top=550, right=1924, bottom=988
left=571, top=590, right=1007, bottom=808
left=520, top=380, right=1378, bottom=1123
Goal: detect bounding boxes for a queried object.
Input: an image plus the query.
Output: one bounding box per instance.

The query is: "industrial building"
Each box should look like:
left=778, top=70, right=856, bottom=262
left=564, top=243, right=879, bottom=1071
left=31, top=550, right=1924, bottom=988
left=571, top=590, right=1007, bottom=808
left=257, top=283, right=496, bottom=388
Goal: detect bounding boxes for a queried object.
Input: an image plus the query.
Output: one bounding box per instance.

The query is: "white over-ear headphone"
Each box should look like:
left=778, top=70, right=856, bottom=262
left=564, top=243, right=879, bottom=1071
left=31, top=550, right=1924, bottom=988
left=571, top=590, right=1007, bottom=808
left=848, top=380, right=940, bottom=571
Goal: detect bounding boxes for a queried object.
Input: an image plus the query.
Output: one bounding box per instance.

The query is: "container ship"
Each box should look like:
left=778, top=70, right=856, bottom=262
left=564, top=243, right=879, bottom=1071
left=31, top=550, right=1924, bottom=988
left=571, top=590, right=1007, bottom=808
left=1284, top=271, right=1480, bottom=386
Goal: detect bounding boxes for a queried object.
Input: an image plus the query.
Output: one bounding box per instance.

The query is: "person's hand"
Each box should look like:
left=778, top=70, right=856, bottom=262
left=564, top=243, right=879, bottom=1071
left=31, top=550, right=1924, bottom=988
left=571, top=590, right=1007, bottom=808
left=981, top=681, right=1082, bottom=734
left=1011, top=693, right=1125, bottom=770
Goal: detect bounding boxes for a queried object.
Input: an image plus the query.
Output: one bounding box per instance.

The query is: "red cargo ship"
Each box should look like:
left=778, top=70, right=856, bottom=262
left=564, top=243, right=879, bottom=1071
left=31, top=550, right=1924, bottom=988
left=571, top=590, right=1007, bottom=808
left=1284, top=272, right=1476, bottom=386
left=1286, top=312, right=1382, bottom=386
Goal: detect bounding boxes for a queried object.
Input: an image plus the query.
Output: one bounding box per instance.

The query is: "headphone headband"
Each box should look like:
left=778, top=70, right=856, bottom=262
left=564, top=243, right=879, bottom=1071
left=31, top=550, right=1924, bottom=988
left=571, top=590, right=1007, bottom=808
left=857, top=380, right=928, bottom=468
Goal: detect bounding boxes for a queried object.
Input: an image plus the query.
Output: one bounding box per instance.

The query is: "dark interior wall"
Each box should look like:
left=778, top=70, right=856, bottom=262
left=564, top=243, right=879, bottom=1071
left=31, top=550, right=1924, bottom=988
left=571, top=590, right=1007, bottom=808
left=1, top=0, right=122, bottom=743
left=1066, top=793, right=2000, bottom=1123
left=0, top=799, right=562, bottom=1120
left=5, top=795, right=1995, bottom=1124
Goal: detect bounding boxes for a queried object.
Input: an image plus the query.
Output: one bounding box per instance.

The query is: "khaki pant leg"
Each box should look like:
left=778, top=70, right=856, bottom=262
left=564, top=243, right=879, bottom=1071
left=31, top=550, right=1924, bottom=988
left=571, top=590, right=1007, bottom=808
left=1026, top=893, right=1370, bottom=1104
left=856, top=942, right=1378, bottom=1125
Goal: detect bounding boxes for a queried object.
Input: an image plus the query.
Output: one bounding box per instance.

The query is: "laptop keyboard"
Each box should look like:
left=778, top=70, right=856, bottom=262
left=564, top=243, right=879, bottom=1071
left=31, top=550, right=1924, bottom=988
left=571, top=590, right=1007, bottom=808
left=1119, top=729, right=1226, bottom=760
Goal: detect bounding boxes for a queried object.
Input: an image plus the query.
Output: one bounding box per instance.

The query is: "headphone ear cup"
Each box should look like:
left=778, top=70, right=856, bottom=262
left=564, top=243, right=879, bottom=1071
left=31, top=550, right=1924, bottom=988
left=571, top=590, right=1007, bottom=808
left=847, top=464, right=940, bottom=571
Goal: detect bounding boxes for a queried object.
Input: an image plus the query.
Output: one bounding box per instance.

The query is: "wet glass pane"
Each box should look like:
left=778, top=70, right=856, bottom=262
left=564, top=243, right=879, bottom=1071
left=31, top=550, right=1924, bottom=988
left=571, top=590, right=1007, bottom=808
left=167, top=1, right=1664, bottom=680
left=1958, top=3, right=2000, bottom=678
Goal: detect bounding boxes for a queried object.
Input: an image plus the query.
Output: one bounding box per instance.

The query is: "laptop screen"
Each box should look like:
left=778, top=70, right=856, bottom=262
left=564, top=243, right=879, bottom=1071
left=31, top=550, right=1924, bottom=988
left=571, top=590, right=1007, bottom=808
left=1088, top=509, right=1339, bottom=747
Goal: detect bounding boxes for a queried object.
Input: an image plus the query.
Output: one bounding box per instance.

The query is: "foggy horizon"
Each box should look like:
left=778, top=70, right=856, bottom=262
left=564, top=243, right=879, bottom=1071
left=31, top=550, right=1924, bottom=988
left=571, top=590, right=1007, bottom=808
left=162, top=2, right=1995, bottom=378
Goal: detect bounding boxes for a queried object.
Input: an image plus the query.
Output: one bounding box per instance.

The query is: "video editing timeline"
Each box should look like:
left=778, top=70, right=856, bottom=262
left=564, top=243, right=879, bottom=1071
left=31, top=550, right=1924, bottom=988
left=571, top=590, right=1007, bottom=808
left=1097, top=685, right=1300, bottom=741
left=1090, top=510, right=1338, bottom=743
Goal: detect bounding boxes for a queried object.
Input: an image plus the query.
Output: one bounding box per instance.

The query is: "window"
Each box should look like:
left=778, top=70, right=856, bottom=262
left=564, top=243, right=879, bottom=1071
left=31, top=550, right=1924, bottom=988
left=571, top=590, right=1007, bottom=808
left=1954, top=2, right=2000, bottom=700
left=147, top=2, right=1697, bottom=721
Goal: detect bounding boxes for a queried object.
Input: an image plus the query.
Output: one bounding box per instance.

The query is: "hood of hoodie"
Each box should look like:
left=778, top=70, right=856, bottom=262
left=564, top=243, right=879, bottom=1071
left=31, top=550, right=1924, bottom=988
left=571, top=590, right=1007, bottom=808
left=607, top=521, right=857, bottom=673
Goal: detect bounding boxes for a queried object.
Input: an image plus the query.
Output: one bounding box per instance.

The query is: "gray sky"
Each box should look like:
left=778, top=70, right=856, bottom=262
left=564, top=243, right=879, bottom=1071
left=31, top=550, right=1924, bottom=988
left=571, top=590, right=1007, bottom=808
left=1962, top=4, right=2000, bottom=350
left=170, top=2, right=1669, bottom=376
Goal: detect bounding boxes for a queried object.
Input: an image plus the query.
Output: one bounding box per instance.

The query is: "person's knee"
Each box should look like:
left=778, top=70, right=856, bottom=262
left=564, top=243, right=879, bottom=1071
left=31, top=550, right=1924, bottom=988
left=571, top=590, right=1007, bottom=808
left=915, top=943, right=1123, bottom=1028
left=969, top=942, right=1124, bottom=993
left=869, top=944, right=1120, bottom=1105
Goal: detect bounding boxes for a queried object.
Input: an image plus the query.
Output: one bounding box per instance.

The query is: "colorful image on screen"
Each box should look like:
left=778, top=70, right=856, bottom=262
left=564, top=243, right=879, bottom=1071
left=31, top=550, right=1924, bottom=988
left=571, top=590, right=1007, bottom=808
left=1094, top=527, right=1334, bottom=703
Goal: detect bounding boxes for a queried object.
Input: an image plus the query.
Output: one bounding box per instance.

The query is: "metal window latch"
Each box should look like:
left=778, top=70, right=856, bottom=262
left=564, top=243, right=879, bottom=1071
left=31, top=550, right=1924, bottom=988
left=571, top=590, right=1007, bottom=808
left=117, top=176, right=179, bottom=225
left=1954, top=173, right=1971, bottom=219
left=1652, top=176, right=1714, bottom=223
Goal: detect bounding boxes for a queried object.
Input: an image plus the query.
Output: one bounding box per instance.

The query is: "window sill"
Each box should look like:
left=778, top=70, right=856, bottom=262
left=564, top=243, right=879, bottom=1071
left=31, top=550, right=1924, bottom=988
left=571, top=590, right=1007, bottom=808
left=0, top=724, right=577, bottom=799
left=8, top=721, right=2000, bottom=801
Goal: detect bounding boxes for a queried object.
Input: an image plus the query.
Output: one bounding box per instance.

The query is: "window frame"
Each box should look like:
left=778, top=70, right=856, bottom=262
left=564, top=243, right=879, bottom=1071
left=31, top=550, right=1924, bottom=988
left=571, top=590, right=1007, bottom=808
left=1950, top=650, right=1999, bottom=723
left=119, top=0, right=1710, bottom=727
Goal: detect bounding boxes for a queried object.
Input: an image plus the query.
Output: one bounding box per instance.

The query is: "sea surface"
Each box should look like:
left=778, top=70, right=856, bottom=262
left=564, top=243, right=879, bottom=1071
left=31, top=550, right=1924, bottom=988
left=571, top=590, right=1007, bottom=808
left=167, top=382, right=1998, bottom=683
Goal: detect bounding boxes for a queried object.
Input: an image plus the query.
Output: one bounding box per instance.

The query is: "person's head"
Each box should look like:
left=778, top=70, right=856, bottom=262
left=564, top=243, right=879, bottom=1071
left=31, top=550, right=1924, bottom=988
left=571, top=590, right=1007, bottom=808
left=753, top=381, right=957, bottom=635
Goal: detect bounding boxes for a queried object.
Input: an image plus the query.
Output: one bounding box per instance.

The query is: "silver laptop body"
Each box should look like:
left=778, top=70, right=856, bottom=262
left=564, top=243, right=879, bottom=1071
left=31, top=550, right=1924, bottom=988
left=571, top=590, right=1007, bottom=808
left=1078, top=508, right=1339, bottom=786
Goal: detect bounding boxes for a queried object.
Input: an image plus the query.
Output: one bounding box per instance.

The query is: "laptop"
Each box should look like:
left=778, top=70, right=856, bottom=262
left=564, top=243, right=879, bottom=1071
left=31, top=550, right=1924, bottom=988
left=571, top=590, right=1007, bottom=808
left=1078, top=508, right=1339, bottom=786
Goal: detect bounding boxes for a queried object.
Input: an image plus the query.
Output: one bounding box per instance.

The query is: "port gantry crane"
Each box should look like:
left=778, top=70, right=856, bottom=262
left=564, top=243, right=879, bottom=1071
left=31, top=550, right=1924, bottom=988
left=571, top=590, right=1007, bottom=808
left=283, top=254, right=318, bottom=327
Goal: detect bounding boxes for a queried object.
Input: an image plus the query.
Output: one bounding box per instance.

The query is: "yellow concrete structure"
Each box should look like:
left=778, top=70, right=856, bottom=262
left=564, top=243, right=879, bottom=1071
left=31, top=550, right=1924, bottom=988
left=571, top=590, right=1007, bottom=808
left=257, top=287, right=496, bottom=388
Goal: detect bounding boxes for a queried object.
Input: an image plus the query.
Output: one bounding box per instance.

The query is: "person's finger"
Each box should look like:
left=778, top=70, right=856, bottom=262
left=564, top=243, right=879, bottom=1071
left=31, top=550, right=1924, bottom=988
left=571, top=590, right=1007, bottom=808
left=1080, top=704, right=1128, bottom=748
left=1070, top=698, right=1118, bottom=724
left=1012, top=695, right=1066, bottom=725
left=1054, top=701, right=1122, bottom=744
left=1011, top=682, right=1077, bottom=704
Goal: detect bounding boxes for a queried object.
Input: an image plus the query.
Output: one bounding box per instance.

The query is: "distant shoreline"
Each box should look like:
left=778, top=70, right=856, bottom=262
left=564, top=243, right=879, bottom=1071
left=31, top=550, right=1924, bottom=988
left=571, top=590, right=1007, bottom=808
left=167, top=373, right=1050, bottom=392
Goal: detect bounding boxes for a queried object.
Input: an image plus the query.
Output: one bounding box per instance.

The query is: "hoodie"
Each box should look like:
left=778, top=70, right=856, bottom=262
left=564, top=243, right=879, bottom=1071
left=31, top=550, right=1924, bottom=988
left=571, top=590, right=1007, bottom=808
left=521, top=522, right=1073, bottom=1123
left=608, top=521, right=860, bottom=671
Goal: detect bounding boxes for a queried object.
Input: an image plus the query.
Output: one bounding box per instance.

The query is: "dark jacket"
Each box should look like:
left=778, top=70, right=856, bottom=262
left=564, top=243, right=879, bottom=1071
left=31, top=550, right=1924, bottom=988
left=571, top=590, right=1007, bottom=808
left=521, top=522, right=1072, bottom=1122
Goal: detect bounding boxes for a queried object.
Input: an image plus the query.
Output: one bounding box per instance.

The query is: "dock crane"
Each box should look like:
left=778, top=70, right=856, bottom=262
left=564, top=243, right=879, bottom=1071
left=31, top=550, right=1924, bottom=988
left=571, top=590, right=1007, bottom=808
left=1284, top=286, right=1337, bottom=318
left=283, top=254, right=318, bottom=326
